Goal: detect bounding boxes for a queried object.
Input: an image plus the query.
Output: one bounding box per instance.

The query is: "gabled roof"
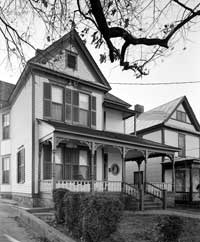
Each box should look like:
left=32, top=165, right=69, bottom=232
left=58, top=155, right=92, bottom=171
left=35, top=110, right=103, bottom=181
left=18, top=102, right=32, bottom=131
left=0, top=80, right=15, bottom=108
left=31, top=29, right=111, bottom=90
left=104, top=93, right=131, bottom=107
left=136, top=96, right=200, bottom=133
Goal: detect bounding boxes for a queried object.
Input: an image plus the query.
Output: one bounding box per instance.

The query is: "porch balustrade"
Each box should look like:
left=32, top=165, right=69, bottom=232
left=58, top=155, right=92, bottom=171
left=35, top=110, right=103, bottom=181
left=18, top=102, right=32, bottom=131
left=151, top=182, right=172, bottom=192
left=40, top=180, right=122, bottom=193
left=40, top=180, right=53, bottom=192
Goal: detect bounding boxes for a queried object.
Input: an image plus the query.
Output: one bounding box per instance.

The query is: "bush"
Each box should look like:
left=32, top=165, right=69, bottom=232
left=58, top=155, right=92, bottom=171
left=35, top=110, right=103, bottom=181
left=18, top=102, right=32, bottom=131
left=81, top=195, right=123, bottom=242
left=156, top=215, right=184, bottom=242
left=52, top=188, right=69, bottom=223
left=63, top=193, right=123, bottom=242
left=64, top=192, right=84, bottom=238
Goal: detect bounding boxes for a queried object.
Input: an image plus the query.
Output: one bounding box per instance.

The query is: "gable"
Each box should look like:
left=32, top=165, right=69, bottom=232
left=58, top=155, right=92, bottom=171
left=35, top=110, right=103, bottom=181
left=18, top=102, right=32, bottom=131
left=166, top=100, right=200, bottom=132
left=31, top=31, right=110, bottom=90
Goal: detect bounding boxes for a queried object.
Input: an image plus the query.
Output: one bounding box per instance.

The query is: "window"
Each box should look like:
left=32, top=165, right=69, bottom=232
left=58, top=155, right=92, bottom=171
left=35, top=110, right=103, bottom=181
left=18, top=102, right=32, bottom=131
left=176, top=110, right=186, bottom=122
left=43, top=83, right=96, bottom=127
left=2, top=113, right=10, bottom=139
left=43, top=83, right=64, bottom=121
left=63, top=148, right=91, bottom=180
left=2, top=157, right=10, bottom=184
left=17, top=148, right=25, bottom=183
left=51, top=86, right=63, bottom=120
left=178, top=133, right=185, bottom=157
left=43, top=144, right=52, bottom=180
left=66, top=51, right=77, bottom=70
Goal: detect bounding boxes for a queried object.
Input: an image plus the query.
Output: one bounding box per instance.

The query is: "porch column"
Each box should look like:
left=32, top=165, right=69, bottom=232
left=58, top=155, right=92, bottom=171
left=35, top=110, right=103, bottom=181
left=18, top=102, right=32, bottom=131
left=171, top=155, right=175, bottom=192
left=121, top=147, right=126, bottom=192
left=51, top=135, right=56, bottom=191
left=90, top=142, right=95, bottom=193
left=144, top=150, right=148, bottom=189
left=136, top=160, right=142, bottom=190
left=189, top=164, right=193, bottom=202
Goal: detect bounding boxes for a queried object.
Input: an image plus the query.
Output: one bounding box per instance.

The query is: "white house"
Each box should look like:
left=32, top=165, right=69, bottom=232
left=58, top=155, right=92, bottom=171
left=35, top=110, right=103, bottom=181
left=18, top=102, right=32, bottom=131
left=126, top=96, right=200, bottom=203
left=0, top=30, right=178, bottom=207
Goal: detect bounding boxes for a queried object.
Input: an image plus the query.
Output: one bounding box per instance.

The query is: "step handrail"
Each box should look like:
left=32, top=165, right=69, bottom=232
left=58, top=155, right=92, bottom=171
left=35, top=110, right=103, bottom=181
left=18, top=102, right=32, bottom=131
left=122, top=182, right=140, bottom=200
left=145, top=182, right=165, bottom=200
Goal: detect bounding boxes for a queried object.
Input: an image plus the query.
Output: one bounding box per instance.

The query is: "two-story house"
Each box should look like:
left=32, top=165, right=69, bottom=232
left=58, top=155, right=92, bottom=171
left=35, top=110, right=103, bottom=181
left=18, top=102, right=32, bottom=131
left=126, top=96, right=200, bottom=203
left=0, top=30, right=178, bottom=207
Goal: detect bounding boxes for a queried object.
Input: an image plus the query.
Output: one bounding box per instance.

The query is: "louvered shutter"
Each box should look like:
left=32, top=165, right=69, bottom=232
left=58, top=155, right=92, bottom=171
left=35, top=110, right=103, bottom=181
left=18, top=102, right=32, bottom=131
left=65, top=88, right=72, bottom=122
left=91, top=96, right=96, bottom=127
left=72, top=91, right=79, bottom=122
left=43, top=83, right=51, bottom=117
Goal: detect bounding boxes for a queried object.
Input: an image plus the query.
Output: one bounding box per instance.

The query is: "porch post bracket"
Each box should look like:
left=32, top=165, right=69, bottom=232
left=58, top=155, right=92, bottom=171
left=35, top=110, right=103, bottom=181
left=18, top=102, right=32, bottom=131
left=55, top=137, right=70, bottom=147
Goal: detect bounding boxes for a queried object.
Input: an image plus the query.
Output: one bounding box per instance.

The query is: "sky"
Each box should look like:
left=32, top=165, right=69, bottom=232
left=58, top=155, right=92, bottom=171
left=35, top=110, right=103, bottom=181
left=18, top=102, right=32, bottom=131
left=0, top=23, right=200, bottom=121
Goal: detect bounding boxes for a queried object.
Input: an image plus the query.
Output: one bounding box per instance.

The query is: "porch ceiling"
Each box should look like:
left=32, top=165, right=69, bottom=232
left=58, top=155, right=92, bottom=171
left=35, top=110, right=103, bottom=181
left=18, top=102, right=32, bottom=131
left=38, top=119, right=179, bottom=158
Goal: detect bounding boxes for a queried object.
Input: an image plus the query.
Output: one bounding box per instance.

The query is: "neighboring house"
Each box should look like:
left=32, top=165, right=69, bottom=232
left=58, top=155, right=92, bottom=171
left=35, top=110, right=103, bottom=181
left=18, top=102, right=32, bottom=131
left=126, top=96, right=200, bottom=203
left=0, top=30, right=178, bottom=207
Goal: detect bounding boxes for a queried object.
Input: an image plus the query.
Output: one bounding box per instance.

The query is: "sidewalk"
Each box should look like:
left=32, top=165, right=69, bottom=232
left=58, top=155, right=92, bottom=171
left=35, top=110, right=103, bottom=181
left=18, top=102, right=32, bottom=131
left=0, top=199, right=40, bottom=242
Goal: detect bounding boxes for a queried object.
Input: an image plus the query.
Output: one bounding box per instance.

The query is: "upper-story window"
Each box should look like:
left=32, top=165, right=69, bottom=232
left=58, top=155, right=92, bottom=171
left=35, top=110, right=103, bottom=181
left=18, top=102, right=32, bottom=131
left=176, top=110, right=186, bottom=123
left=43, top=83, right=96, bottom=127
left=2, top=113, right=10, bottom=139
left=178, top=133, right=185, bottom=157
left=66, top=51, right=77, bottom=70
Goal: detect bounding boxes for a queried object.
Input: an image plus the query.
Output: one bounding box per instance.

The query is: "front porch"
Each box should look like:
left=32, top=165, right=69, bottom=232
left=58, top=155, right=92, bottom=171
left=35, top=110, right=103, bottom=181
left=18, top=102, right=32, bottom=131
left=37, top=119, right=179, bottom=209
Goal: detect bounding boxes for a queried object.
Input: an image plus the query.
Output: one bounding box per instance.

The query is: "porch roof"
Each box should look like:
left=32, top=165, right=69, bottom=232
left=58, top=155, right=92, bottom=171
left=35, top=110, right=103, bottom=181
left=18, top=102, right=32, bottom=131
left=163, top=157, right=200, bottom=168
left=38, top=119, right=179, bottom=159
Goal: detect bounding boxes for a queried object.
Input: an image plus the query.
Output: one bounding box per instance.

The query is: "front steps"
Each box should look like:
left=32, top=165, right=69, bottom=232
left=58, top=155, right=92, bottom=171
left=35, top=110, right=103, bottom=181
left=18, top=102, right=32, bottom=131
left=144, top=194, right=162, bottom=210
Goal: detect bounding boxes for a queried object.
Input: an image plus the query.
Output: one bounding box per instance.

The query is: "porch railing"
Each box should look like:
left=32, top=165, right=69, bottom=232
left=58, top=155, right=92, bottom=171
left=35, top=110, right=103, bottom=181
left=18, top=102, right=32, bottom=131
left=145, top=182, right=164, bottom=200
left=40, top=180, right=53, bottom=192
left=122, top=182, right=140, bottom=200
left=54, top=180, right=122, bottom=192
left=151, top=182, right=172, bottom=192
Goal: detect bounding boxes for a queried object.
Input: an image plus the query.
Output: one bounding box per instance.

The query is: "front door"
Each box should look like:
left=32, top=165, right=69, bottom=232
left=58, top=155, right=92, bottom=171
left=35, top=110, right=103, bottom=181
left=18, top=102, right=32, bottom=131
left=134, top=171, right=143, bottom=187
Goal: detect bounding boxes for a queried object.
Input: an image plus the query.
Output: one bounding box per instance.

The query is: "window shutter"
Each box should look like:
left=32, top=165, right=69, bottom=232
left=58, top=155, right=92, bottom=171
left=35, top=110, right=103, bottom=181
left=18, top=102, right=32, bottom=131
left=65, top=88, right=72, bottom=122
left=91, top=96, right=96, bottom=127
left=43, top=83, right=51, bottom=117
left=73, top=107, right=79, bottom=122
left=73, top=91, right=79, bottom=106
left=72, top=91, right=79, bottom=123
left=22, top=148, right=25, bottom=183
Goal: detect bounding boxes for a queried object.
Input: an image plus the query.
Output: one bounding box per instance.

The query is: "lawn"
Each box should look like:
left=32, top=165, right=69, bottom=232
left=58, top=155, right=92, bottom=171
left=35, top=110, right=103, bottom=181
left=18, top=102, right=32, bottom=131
left=107, top=212, right=200, bottom=242
left=48, top=211, right=200, bottom=242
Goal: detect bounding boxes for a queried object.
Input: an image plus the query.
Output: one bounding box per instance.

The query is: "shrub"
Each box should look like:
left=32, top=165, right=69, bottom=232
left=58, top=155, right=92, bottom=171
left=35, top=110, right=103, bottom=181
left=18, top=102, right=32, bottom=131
left=64, top=192, right=84, bottom=238
left=52, top=188, right=69, bottom=223
left=156, top=215, right=184, bottom=242
left=81, top=195, right=123, bottom=242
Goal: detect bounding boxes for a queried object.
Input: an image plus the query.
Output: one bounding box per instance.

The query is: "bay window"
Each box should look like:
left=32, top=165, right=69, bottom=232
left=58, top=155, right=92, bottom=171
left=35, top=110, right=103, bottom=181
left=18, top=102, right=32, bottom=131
left=43, top=83, right=96, bottom=127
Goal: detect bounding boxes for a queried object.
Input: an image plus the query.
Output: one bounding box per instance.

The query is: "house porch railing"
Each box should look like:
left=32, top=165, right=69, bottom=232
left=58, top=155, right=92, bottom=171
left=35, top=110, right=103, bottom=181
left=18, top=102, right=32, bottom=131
left=151, top=182, right=172, bottom=192
left=40, top=180, right=122, bottom=193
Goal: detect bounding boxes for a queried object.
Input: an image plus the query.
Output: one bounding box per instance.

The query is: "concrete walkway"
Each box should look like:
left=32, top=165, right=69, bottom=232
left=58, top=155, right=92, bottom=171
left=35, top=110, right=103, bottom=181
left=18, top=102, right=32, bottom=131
left=0, top=199, right=39, bottom=242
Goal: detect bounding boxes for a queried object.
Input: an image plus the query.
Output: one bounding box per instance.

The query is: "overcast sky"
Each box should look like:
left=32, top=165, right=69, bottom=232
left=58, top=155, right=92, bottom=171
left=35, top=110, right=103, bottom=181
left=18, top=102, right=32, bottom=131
left=1, top=27, right=200, bottom=121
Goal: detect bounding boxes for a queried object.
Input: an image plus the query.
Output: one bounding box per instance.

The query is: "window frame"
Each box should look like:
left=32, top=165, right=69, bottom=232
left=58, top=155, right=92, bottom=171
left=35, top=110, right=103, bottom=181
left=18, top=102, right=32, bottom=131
left=176, top=110, right=186, bottom=123
left=2, top=113, right=10, bottom=140
left=65, top=50, right=78, bottom=70
left=17, top=147, right=25, bottom=184
left=178, top=133, right=186, bottom=157
left=43, top=83, right=96, bottom=128
left=2, top=156, right=10, bottom=184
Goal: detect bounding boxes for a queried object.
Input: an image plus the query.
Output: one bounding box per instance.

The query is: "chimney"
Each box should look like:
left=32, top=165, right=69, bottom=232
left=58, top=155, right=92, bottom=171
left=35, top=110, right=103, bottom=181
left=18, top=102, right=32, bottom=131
left=134, top=104, right=144, bottom=136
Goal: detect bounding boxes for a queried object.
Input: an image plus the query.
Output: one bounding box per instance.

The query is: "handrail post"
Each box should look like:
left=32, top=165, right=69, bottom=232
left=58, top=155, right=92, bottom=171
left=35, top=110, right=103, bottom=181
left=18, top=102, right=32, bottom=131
left=162, top=189, right=167, bottom=209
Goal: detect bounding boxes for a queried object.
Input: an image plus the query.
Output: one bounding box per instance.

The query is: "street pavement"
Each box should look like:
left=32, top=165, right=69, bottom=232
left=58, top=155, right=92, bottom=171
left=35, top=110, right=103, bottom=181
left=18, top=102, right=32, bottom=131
left=0, top=200, right=39, bottom=242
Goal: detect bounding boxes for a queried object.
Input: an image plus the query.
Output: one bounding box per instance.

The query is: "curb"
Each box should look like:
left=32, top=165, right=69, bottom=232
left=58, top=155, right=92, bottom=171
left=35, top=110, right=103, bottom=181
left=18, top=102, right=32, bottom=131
left=12, top=205, right=76, bottom=242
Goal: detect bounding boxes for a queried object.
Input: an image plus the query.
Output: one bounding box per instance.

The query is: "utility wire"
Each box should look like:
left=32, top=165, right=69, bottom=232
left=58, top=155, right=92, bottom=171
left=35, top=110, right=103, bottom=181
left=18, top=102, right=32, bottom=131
left=110, top=81, right=200, bottom=85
